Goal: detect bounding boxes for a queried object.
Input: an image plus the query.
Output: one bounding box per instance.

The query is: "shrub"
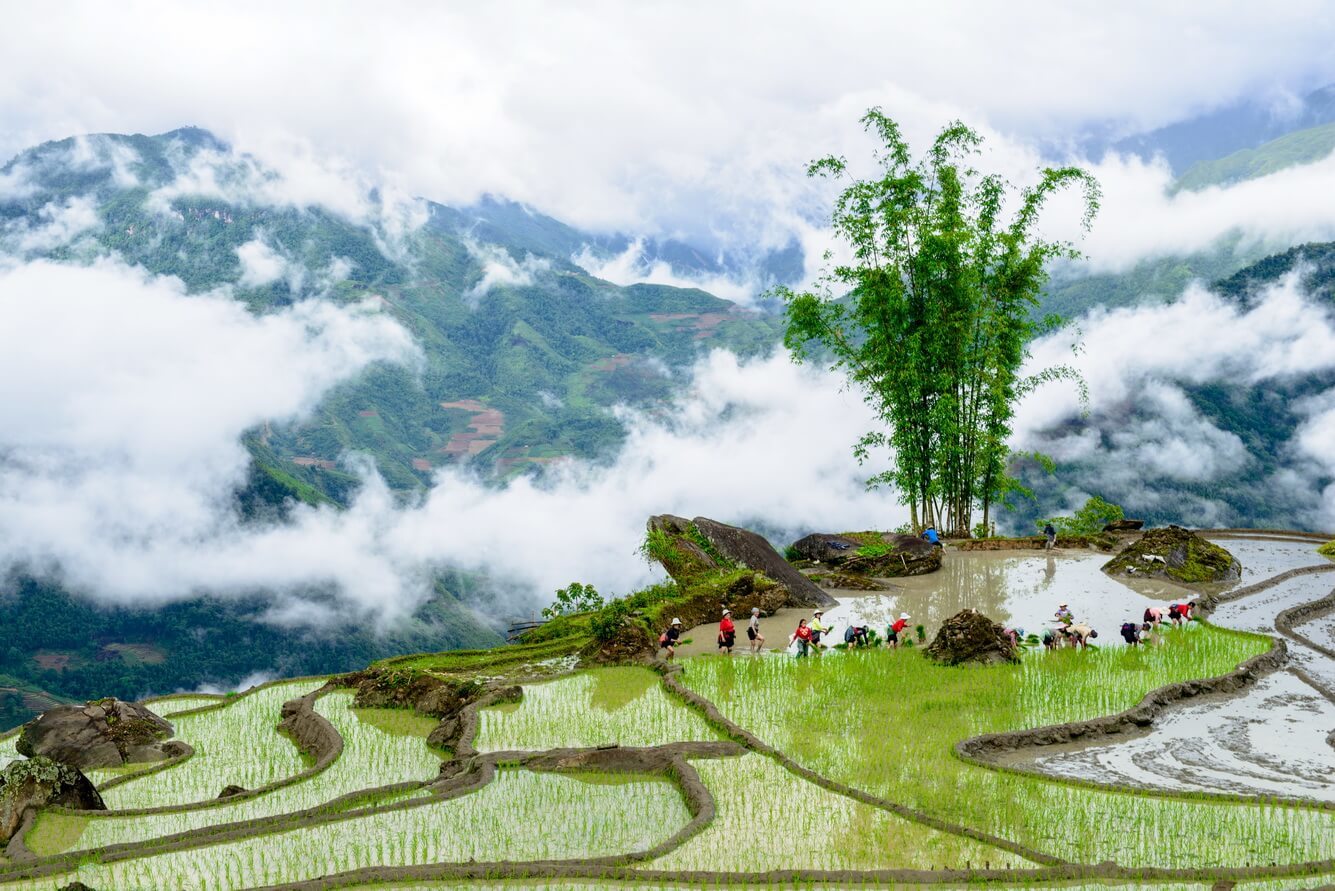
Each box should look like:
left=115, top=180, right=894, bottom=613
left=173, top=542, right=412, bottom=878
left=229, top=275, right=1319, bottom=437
left=1037, top=495, right=1124, bottom=537
left=541, top=582, right=604, bottom=619
left=1319, top=539, right=1335, bottom=559
left=783, top=545, right=801, bottom=561
left=589, top=600, right=631, bottom=641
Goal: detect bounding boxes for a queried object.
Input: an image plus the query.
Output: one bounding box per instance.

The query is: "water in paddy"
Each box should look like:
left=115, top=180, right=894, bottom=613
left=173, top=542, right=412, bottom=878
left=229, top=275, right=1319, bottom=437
left=1017, top=670, right=1335, bottom=802
left=681, top=549, right=1203, bottom=656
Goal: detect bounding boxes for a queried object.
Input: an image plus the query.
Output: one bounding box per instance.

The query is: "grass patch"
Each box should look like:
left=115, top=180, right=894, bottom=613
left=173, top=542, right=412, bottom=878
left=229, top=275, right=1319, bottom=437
left=1319, top=539, right=1335, bottom=560
left=655, top=752, right=1030, bottom=871
left=474, top=667, right=721, bottom=752
left=35, top=690, right=446, bottom=854
left=680, top=625, right=1335, bottom=868
left=8, top=770, right=689, bottom=891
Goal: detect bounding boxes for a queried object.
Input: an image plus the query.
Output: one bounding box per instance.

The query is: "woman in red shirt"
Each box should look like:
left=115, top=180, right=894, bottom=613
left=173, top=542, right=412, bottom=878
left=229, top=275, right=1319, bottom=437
left=718, top=609, right=736, bottom=654
left=790, top=618, right=813, bottom=657
left=887, top=612, right=910, bottom=649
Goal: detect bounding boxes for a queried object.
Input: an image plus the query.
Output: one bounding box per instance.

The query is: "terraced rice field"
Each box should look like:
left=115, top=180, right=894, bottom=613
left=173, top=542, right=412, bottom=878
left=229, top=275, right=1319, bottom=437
left=27, top=690, right=445, bottom=853
left=654, top=753, right=1030, bottom=871
left=680, top=625, right=1335, bottom=868
left=99, top=679, right=322, bottom=810
left=474, top=666, right=722, bottom=752
left=4, top=771, right=688, bottom=891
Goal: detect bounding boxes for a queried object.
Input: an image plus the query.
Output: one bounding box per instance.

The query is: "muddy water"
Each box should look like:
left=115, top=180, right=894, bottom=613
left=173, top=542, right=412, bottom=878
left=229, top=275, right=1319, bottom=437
left=1206, top=536, right=1328, bottom=581
left=678, top=548, right=1196, bottom=656
left=1014, top=671, right=1335, bottom=802
left=1006, top=536, right=1335, bottom=804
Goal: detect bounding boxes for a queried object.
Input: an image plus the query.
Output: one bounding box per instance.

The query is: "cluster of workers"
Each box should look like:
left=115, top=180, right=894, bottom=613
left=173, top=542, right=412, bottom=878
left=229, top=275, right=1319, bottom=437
left=658, top=598, right=1198, bottom=660
left=658, top=606, right=914, bottom=660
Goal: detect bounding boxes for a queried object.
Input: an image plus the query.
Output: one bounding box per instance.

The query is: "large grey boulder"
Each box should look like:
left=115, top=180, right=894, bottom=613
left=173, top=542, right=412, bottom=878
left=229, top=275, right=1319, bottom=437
left=791, top=531, right=941, bottom=577
left=17, top=699, right=178, bottom=770
left=0, top=756, right=105, bottom=844
left=648, top=515, right=834, bottom=608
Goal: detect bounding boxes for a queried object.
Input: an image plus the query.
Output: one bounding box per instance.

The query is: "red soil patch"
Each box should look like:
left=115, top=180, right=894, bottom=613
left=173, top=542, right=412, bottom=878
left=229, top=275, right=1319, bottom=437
left=292, top=457, right=337, bottom=470
left=33, top=651, right=76, bottom=672
left=590, top=354, right=634, bottom=372
left=439, top=400, right=505, bottom=457
left=357, top=409, right=379, bottom=418
left=102, top=643, right=168, bottom=665
left=411, top=458, right=432, bottom=471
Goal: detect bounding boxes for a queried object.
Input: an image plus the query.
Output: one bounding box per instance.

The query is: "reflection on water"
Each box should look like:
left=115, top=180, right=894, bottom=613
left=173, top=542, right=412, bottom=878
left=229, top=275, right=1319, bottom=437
left=1019, top=671, right=1335, bottom=802
left=1207, top=536, right=1327, bottom=581
left=818, top=550, right=1198, bottom=646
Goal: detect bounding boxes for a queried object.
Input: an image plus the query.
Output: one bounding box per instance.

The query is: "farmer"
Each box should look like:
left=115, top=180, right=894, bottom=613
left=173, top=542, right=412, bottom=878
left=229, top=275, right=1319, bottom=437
left=747, top=606, right=765, bottom=654
left=1054, top=602, right=1074, bottom=627
left=1044, top=522, right=1057, bottom=551
left=843, top=624, right=870, bottom=648
left=1120, top=621, right=1141, bottom=646
left=809, top=610, right=831, bottom=649
left=923, top=526, right=941, bottom=547
left=718, top=609, right=736, bottom=655
left=1168, top=601, right=1195, bottom=627
left=790, top=618, right=813, bottom=657
left=1068, top=622, right=1098, bottom=648
left=1042, top=628, right=1058, bottom=651
left=886, top=612, right=910, bottom=649
left=660, top=618, right=683, bottom=661
left=1143, top=605, right=1165, bottom=628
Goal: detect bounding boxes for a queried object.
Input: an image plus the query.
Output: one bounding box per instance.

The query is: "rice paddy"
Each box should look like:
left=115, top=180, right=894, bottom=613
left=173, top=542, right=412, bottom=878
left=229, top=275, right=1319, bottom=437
left=652, top=752, right=1030, bottom=871
left=4, top=769, right=690, bottom=891
left=474, top=666, right=723, bottom=752
left=27, top=690, right=445, bottom=853
left=98, top=678, right=323, bottom=810
left=679, top=625, right=1335, bottom=868
left=3, top=537, right=1332, bottom=889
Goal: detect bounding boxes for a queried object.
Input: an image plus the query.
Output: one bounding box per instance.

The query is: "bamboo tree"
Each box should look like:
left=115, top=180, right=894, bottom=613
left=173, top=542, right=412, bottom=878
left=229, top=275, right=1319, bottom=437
left=781, top=110, right=1099, bottom=536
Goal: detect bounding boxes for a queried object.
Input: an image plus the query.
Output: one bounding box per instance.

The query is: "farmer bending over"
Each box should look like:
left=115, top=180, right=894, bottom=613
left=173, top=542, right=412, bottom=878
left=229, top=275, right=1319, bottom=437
left=886, top=612, right=910, bottom=649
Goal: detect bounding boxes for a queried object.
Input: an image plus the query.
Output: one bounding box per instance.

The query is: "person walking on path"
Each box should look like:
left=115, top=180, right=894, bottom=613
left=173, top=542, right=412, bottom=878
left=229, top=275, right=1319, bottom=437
left=887, top=612, right=910, bottom=649
left=718, top=609, right=736, bottom=654
left=660, top=618, right=683, bottom=661
left=790, top=618, right=813, bottom=657
left=747, top=607, right=765, bottom=654
left=809, top=610, right=831, bottom=650
left=1044, top=522, right=1057, bottom=551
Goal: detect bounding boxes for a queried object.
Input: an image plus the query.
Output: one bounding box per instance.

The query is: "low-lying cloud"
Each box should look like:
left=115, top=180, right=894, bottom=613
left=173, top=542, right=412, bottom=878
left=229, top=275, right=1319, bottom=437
left=0, top=256, right=897, bottom=626
left=1014, top=271, right=1335, bottom=527
left=462, top=238, right=550, bottom=303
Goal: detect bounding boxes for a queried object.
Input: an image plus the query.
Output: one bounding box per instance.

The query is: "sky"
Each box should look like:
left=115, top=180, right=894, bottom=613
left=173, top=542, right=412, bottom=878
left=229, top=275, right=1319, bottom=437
left=3, top=3, right=1335, bottom=628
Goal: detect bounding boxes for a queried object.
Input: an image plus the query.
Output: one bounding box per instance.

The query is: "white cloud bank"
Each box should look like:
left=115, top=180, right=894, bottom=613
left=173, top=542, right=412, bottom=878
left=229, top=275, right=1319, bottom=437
left=1014, top=272, right=1335, bottom=526
left=462, top=239, right=550, bottom=303
left=0, top=255, right=897, bottom=624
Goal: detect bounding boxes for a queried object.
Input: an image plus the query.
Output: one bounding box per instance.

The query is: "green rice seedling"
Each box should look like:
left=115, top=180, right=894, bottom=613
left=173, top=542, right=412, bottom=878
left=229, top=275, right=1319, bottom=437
left=98, top=679, right=324, bottom=810
left=651, top=752, right=1030, bottom=871
left=4, top=770, right=690, bottom=891
left=474, top=667, right=722, bottom=752
left=680, top=625, right=1335, bottom=869
left=28, top=690, right=445, bottom=853
left=139, top=694, right=226, bottom=716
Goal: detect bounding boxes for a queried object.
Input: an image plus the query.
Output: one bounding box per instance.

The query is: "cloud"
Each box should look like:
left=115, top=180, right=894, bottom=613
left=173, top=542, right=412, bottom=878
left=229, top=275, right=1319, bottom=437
left=0, top=263, right=897, bottom=622
left=2, top=196, right=100, bottom=254
left=572, top=240, right=765, bottom=305
left=4, top=3, right=1335, bottom=286
left=462, top=238, right=550, bottom=303
left=1013, top=271, right=1335, bottom=526
left=234, top=235, right=291, bottom=287
left=0, top=258, right=420, bottom=618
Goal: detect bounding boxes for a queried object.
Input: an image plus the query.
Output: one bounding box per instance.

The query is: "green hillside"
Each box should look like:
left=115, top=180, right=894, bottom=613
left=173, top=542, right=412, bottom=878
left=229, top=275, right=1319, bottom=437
left=1175, top=121, right=1335, bottom=192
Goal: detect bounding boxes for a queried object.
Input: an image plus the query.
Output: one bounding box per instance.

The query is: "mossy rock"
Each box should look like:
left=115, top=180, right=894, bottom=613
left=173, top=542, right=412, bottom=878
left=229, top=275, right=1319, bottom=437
left=0, top=756, right=105, bottom=843
left=1101, top=526, right=1242, bottom=583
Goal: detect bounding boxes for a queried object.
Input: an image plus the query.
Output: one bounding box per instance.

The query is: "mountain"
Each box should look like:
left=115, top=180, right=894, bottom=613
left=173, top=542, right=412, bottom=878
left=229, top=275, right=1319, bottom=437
left=1174, top=121, right=1335, bottom=193
left=0, top=127, right=792, bottom=728
left=1090, top=82, right=1335, bottom=173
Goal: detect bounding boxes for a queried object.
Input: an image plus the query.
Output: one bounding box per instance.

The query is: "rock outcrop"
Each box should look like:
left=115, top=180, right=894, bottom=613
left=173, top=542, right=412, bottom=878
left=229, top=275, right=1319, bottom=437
left=0, top=756, right=105, bottom=844
left=791, top=531, right=941, bottom=578
left=1103, top=519, right=1144, bottom=533
left=1102, top=526, right=1242, bottom=584
left=925, top=609, right=1019, bottom=666
left=16, top=699, right=178, bottom=770
left=647, top=515, right=834, bottom=607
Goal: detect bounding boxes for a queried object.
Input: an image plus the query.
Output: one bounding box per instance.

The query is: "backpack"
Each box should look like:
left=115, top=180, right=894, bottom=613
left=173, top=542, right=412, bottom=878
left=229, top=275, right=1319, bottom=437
left=658, top=632, right=668, bottom=646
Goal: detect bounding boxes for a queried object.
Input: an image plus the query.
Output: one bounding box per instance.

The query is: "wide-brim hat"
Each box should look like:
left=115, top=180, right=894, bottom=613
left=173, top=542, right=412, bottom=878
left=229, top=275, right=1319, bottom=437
left=671, top=618, right=682, bottom=626
left=899, top=612, right=910, bottom=619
